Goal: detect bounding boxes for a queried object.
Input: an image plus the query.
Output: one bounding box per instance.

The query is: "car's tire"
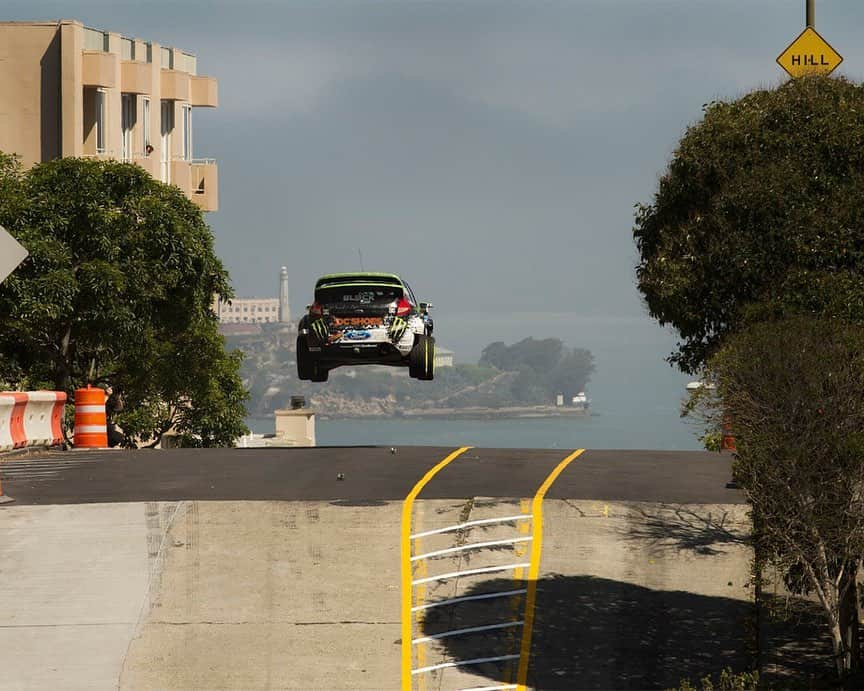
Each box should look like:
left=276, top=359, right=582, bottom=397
left=310, top=363, right=329, bottom=383
left=409, top=335, right=434, bottom=381
left=297, top=336, right=314, bottom=380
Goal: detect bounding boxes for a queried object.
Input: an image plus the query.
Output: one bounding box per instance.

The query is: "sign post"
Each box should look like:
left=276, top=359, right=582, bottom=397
left=777, top=1, right=842, bottom=80
left=0, top=225, right=27, bottom=284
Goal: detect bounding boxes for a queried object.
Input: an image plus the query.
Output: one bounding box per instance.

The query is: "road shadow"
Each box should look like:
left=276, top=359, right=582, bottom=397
left=617, top=505, right=750, bottom=556
left=421, top=575, right=754, bottom=689
left=759, top=592, right=835, bottom=687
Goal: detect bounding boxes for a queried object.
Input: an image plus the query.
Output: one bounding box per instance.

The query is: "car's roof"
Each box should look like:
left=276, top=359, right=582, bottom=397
left=315, top=272, right=405, bottom=289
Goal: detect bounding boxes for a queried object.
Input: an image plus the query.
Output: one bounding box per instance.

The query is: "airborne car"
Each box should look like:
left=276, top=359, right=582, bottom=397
left=296, top=273, right=435, bottom=382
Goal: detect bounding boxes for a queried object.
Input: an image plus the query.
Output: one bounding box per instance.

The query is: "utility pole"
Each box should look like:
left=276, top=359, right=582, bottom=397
left=807, top=0, right=815, bottom=28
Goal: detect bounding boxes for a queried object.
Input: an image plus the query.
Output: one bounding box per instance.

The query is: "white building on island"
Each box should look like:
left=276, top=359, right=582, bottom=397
left=214, top=266, right=291, bottom=325
left=434, top=347, right=454, bottom=369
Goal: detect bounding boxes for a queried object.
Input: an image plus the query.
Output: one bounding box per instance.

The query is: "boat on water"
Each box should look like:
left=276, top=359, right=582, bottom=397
left=571, top=391, right=591, bottom=411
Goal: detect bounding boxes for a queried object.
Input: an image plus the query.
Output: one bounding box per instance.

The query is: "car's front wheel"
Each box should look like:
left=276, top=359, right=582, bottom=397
left=409, top=334, right=435, bottom=381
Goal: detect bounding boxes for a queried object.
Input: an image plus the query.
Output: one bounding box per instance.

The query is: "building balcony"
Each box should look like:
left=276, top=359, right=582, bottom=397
left=121, top=60, right=152, bottom=94
left=82, top=50, right=116, bottom=88
left=190, top=76, right=218, bottom=107
left=160, top=69, right=191, bottom=101
left=132, top=152, right=159, bottom=177
left=191, top=159, right=218, bottom=211
left=170, top=158, right=218, bottom=211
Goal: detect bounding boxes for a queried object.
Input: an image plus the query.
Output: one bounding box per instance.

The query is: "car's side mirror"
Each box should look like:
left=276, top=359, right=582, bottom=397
left=420, top=302, right=433, bottom=313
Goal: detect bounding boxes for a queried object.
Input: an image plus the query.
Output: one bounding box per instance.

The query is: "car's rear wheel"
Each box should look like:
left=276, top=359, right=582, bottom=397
left=409, top=335, right=434, bottom=380
left=296, top=336, right=314, bottom=380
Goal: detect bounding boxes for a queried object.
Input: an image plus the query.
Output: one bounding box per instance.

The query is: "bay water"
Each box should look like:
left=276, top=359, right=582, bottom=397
left=247, top=406, right=703, bottom=450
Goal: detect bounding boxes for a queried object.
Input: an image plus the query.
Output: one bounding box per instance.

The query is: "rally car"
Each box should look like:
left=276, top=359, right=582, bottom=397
left=296, top=272, right=435, bottom=382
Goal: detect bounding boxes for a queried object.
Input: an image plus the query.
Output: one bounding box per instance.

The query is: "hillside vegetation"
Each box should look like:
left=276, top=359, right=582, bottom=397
left=229, top=329, right=594, bottom=417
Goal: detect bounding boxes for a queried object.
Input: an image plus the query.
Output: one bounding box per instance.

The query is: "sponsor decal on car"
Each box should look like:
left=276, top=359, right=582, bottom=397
left=343, top=330, right=372, bottom=341
left=389, top=316, right=408, bottom=342
left=333, top=316, right=383, bottom=327
left=311, top=318, right=329, bottom=342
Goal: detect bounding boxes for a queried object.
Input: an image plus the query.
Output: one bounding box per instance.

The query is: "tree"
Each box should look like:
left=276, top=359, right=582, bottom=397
left=702, top=316, right=864, bottom=679
left=634, top=76, right=864, bottom=373
left=480, top=337, right=595, bottom=403
left=0, top=155, right=248, bottom=446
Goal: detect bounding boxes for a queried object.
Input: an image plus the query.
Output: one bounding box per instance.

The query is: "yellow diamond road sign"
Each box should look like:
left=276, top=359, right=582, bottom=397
left=777, top=27, right=842, bottom=78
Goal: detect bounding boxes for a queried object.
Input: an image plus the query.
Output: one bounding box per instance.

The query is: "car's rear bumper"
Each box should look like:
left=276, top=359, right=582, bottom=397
left=303, top=322, right=417, bottom=356
left=309, top=342, right=408, bottom=367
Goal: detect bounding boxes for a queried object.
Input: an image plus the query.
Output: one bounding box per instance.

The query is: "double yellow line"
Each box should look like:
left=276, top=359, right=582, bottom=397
left=400, top=446, right=472, bottom=689
left=515, top=448, right=584, bottom=690
left=400, top=446, right=585, bottom=691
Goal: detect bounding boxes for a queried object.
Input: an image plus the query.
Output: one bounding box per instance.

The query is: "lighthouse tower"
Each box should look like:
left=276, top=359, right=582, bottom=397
left=278, top=266, right=291, bottom=323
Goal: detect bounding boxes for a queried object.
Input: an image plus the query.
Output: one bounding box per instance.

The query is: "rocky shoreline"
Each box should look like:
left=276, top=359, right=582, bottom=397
left=398, top=405, right=590, bottom=420
left=311, top=404, right=591, bottom=420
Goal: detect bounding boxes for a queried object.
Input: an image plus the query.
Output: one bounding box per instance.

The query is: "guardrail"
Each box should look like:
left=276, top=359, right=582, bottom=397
left=0, top=391, right=67, bottom=452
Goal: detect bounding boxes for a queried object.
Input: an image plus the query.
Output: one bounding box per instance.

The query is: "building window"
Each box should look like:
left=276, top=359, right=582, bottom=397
left=142, top=97, right=151, bottom=153
left=181, top=104, right=192, bottom=161
left=160, top=100, right=173, bottom=183
left=121, top=94, right=135, bottom=162
left=95, top=89, right=107, bottom=154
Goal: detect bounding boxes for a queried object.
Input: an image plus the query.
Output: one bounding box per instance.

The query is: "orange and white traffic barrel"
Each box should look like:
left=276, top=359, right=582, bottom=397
left=74, top=386, right=108, bottom=448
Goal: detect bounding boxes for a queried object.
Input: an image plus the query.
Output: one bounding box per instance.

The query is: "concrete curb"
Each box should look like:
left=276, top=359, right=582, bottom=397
left=0, top=474, right=12, bottom=504
left=0, top=445, right=65, bottom=462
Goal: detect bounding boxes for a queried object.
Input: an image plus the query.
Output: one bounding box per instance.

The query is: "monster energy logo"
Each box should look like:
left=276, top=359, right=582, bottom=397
left=311, top=318, right=329, bottom=342
left=389, top=317, right=407, bottom=341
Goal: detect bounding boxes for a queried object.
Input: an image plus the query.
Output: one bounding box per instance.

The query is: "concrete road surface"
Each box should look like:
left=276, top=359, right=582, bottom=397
left=0, top=446, right=750, bottom=690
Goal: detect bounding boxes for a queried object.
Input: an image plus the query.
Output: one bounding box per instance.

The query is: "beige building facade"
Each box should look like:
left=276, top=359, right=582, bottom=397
left=0, top=20, right=219, bottom=210
left=216, top=297, right=281, bottom=324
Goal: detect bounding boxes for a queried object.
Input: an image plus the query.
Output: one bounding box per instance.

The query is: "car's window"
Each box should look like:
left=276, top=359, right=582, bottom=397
left=403, top=282, right=418, bottom=305
left=315, top=285, right=403, bottom=306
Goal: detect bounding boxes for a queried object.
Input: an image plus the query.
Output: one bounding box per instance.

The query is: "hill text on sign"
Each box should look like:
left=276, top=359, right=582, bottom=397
left=777, top=27, right=842, bottom=78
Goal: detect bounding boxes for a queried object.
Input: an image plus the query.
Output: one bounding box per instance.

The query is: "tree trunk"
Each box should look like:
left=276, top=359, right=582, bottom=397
left=54, top=324, right=73, bottom=393
left=837, top=566, right=861, bottom=677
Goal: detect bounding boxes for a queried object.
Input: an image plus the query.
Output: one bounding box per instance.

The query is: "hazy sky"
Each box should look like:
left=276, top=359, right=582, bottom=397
left=8, top=1, right=864, bottom=441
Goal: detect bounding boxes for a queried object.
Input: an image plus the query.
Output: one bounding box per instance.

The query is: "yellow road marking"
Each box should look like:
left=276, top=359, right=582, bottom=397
left=515, top=449, right=585, bottom=691
left=401, top=446, right=472, bottom=691
left=503, top=498, right=533, bottom=684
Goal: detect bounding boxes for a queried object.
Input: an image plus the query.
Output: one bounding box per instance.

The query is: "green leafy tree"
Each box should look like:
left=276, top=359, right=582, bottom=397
left=0, top=155, right=248, bottom=446
left=634, top=76, right=864, bottom=678
left=702, top=317, right=864, bottom=679
left=634, top=76, right=864, bottom=373
left=480, top=337, right=595, bottom=403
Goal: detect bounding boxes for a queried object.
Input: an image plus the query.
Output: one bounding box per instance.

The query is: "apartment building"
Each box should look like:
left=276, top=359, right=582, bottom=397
left=0, top=19, right=219, bottom=210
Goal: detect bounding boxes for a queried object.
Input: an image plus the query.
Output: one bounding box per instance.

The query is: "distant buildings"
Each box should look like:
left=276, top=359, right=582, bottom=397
left=215, top=266, right=291, bottom=326
left=216, top=297, right=281, bottom=324
left=434, top=347, right=454, bottom=369
left=0, top=19, right=219, bottom=210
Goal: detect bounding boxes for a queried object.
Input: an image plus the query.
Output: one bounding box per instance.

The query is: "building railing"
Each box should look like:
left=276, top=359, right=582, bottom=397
left=81, top=150, right=117, bottom=158
left=161, top=46, right=173, bottom=69
left=121, top=37, right=134, bottom=61
left=84, top=27, right=109, bottom=52
left=175, top=51, right=197, bottom=76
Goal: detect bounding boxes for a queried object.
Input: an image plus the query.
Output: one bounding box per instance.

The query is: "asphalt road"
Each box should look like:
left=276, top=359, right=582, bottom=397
left=0, top=446, right=743, bottom=505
